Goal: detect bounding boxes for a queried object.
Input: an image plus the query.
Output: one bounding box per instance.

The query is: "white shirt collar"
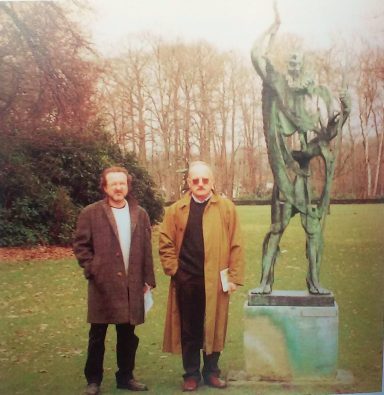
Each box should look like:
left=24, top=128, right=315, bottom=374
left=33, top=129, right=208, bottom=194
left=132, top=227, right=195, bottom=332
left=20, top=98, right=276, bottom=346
left=191, top=192, right=212, bottom=204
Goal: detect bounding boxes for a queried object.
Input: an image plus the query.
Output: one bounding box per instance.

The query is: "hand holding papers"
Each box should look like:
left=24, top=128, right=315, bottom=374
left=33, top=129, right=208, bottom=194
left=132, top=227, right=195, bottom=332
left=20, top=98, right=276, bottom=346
left=220, top=268, right=229, bottom=292
left=220, top=268, right=237, bottom=294
left=144, top=287, right=153, bottom=315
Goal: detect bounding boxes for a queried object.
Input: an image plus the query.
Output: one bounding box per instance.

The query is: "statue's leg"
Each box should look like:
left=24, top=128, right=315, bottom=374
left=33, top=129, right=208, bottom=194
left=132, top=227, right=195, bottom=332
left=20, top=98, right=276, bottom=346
left=251, top=200, right=293, bottom=294
left=301, top=210, right=330, bottom=295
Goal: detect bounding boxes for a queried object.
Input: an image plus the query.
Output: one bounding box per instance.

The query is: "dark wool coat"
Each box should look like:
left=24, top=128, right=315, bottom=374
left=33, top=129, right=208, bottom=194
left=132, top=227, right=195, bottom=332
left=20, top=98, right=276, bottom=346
left=73, top=197, right=156, bottom=325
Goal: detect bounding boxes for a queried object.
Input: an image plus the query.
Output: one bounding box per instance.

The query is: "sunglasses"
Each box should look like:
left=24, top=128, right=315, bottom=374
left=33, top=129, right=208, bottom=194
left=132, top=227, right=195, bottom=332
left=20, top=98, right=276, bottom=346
left=191, top=177, right=210, bottom=185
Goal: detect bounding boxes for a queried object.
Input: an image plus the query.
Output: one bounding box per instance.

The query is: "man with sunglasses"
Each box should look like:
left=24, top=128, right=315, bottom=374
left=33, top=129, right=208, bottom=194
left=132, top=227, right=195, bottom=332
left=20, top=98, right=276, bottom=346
left=159, top=161, right=245, bottom=392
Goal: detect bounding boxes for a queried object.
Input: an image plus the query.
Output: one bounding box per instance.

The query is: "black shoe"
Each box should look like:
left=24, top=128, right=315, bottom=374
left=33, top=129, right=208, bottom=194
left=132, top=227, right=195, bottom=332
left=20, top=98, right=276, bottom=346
left=84, top=383, right=100, bottom=395
left=117, top=378, right=148, bottom=391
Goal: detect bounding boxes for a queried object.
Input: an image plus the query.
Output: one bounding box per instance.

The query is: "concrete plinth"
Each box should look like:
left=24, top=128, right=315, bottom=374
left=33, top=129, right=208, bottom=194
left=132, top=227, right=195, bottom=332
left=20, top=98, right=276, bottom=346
left=244, top=290, right=339, bottom=382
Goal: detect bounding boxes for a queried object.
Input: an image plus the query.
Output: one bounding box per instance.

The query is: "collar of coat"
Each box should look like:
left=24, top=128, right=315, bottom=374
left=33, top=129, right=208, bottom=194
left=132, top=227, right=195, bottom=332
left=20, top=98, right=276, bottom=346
left=101, top=195, right=139, bottom=240
left=179, top=191, right=219, bottom=209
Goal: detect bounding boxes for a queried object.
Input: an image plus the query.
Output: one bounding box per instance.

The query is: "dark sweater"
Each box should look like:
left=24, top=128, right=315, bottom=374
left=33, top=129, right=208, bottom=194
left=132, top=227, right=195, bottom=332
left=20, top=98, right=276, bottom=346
left=178, top=197, right=209, bottom=276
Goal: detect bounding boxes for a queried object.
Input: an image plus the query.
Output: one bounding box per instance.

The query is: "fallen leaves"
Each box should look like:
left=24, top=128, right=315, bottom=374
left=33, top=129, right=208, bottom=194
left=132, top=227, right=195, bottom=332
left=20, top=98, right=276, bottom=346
left=0, top=246, right=74, bottom=263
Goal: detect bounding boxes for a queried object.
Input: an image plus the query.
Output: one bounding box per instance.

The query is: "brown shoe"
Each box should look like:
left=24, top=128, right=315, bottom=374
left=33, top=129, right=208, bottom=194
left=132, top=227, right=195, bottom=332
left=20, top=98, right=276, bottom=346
left=204, top=375, right=227, bottom=389
left=117, top=378, right=148, bottom=391
left=182, top=377, right=198, bottom=392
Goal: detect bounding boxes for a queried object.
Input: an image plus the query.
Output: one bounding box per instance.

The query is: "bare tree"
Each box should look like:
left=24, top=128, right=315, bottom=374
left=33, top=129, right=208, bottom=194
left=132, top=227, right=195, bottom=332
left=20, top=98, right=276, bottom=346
left=0, top=2, right=99, bottom=135
left=356, top=45, right=381, bottom=197
left=98, top=31, right=384, bottom=201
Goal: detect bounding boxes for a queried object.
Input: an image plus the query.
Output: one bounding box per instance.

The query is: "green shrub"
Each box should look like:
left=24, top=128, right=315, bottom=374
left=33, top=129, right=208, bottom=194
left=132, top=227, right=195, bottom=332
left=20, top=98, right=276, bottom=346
left=0, top=129, right=164, bottom=246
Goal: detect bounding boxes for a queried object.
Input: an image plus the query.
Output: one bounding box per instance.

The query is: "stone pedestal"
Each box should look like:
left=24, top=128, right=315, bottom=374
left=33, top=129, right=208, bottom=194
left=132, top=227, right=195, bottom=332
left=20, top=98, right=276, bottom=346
left=244, top=290, right=338, bottom=382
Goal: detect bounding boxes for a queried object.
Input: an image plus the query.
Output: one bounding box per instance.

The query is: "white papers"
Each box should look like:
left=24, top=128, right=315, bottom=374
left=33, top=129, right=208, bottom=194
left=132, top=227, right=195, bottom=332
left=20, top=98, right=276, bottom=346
left=220, top=268, right=229, bottom=292
left=144, top=288, right=153, bottom=315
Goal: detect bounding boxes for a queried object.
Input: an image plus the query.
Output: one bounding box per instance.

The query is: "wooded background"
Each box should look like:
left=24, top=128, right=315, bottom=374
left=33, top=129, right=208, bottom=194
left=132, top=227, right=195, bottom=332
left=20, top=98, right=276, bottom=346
left=0, top=2, right=383, bottom=244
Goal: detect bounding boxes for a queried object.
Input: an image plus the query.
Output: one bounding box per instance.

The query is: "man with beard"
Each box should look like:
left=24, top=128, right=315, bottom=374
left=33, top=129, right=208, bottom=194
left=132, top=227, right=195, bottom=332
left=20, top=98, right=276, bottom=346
left=74, top=166, right=155, bottom=395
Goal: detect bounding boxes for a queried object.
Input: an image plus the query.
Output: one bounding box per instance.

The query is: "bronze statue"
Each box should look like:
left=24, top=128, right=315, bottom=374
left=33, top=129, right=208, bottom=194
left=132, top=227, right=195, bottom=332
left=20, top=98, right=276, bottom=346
left=250, top=7, right=350, bottom=295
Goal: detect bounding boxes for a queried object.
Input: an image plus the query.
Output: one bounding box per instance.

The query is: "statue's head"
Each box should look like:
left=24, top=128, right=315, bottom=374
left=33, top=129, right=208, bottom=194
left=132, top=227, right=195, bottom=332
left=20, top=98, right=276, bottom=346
left=287, top=52, right=304, bottom=79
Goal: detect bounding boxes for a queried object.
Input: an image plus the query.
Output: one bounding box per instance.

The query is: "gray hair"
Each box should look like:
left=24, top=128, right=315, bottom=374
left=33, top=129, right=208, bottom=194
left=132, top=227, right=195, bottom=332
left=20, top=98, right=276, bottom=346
left=188, top=161, right=213, bottom=177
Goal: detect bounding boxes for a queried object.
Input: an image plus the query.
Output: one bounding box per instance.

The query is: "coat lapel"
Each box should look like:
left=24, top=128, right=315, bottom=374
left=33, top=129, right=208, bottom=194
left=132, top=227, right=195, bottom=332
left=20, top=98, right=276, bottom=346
left=179, top=193, right=192, bottom=233
left=127, top=196, right=139, bottom=235
left=101, top=199, right=120, bottom=241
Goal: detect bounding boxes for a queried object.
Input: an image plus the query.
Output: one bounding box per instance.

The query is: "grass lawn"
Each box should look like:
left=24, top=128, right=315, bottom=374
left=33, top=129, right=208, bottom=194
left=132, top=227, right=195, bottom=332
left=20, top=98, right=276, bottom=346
left=0, top=205, right=383, bottom=395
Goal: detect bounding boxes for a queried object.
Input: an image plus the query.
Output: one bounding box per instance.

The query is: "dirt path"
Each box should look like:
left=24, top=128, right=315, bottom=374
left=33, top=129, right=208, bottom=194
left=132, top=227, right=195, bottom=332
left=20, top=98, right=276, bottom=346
left=0, top=246, right=74, bottom=262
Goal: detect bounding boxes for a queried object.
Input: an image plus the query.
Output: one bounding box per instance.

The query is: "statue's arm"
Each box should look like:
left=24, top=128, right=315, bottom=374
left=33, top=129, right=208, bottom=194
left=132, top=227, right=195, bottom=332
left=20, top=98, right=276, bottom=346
left=305, top=89, right=351, bottom=155
left=324, top=90, right=351, bottom=141
left=250, top=4, right=281, bottom=79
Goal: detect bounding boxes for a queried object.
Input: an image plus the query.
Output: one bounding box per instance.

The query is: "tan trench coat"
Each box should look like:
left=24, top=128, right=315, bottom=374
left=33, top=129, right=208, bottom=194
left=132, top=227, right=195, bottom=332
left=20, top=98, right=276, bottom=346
left=159, top=192, right=245, bottom=355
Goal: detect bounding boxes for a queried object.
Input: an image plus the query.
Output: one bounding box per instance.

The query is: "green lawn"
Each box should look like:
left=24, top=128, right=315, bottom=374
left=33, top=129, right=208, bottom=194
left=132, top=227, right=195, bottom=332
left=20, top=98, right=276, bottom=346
left=0, top=205, right=383, bottom=395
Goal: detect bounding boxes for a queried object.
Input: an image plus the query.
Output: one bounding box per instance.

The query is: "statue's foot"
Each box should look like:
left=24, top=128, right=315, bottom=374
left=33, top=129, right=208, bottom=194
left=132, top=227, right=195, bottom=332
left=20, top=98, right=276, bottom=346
left=315, top=286, right=331, bottom=295
left=250, top=284, right=272, bottom=294
left=307, top=283, right=331, bottom=295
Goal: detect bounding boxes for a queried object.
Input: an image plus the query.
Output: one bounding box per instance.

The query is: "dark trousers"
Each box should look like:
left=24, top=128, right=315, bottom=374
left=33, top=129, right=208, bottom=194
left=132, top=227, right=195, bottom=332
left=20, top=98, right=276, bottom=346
left=84, top=323, right=138, bottom=385
left=175, top=269, right=221, bottom=381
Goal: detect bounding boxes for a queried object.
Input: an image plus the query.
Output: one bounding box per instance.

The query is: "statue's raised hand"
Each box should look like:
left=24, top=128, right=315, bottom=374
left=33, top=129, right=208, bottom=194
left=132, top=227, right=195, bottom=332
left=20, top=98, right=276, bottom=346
left=273, top=1, right=281, bottom=25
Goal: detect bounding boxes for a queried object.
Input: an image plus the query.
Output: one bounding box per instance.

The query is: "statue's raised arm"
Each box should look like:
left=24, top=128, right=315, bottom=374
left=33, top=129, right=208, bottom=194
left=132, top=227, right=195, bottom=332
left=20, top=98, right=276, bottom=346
left=250, top=3, right=281, bottom=79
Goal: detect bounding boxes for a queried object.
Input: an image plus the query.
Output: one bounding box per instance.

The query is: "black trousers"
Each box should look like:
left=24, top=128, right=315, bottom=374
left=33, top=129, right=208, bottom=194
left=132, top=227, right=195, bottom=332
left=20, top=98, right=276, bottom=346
left=175, top=269, right=221, bottom=381
left=84, top=323, right=138, bottom=385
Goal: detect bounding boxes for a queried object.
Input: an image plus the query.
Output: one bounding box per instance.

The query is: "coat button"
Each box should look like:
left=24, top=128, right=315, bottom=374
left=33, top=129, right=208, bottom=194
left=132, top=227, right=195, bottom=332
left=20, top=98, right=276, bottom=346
left=117, top=271, right=123, bottom=277
left=116, top=252, right=120, bottom=257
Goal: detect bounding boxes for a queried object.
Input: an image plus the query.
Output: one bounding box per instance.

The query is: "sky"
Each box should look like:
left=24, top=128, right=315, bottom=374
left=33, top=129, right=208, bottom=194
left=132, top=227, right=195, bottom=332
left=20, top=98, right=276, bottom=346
left=85, top=0, right=384, bottom=56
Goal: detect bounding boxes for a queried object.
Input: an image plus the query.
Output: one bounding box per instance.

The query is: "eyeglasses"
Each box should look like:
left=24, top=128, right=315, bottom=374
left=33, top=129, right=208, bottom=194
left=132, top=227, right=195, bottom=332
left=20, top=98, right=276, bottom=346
left=191, top=177, right=210, bottom=185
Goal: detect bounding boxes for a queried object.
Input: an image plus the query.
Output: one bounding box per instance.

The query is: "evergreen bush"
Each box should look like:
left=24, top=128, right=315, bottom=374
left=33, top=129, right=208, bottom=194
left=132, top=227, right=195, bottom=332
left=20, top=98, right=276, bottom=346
left=0, top=130, right=164, bottom=246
